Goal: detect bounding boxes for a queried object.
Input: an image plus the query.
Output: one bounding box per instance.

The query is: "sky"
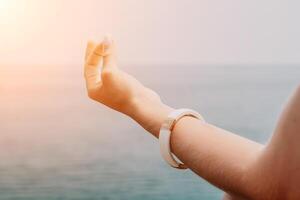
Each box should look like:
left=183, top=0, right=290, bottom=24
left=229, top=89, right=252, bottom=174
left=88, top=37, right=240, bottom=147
left=0, top=0, right=300, bottom=68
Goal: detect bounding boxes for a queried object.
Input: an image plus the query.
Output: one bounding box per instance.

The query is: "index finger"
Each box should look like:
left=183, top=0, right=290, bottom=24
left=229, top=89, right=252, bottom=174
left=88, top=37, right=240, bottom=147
left=85, top=41, right=96, bottom=61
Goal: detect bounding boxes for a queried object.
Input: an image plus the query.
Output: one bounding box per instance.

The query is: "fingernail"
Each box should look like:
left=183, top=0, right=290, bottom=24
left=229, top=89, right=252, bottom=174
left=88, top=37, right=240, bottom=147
left=103, top=35, right=112, bottom=46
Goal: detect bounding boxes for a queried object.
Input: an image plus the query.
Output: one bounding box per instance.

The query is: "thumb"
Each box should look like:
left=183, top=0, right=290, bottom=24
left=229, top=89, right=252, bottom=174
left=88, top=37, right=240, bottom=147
left=93, top=35, right=117, bottom=71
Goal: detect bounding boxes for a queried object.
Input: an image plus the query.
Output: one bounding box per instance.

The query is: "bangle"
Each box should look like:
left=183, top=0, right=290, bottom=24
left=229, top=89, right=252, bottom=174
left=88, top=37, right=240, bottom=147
left=159, top=109, right=205, bottom=169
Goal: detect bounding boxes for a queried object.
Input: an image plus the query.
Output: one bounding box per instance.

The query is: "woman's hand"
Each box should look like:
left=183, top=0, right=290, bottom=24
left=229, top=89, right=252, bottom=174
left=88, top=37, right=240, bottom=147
left=84, top=37, right=173, bottom=136
left=84, top=37, right=295, bottom=199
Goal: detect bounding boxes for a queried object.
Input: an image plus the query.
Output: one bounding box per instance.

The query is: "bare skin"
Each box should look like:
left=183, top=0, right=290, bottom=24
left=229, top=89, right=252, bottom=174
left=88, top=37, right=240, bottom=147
left=84, top=37, right=300, bottom=200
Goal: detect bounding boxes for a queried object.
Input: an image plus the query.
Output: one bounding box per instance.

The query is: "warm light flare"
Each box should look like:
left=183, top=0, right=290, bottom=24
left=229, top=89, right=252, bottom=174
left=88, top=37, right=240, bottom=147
left=0, top=0, right=16, bottom=19
left=0, top=0, right=27, bottom=29
left=0, top=0, right=40, bottom=68
left=0, top=0, right=10, bottom=9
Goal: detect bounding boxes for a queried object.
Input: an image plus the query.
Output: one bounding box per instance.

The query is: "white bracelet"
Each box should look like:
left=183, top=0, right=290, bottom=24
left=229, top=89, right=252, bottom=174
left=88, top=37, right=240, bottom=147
left=159, top=109, right=205, bottom=169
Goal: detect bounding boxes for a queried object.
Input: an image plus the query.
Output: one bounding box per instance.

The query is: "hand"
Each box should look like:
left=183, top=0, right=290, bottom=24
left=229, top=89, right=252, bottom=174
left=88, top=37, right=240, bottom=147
left=84, top=37, right=173, bottom=136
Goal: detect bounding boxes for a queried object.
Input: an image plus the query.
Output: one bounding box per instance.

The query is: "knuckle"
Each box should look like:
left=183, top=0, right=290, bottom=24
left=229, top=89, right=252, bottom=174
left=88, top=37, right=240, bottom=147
left=84, top=72, right=88, bottom=79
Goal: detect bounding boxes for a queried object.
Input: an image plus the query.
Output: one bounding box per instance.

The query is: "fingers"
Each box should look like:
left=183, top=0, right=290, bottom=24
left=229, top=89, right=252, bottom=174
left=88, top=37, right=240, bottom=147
left=84, top=36, right=117, bottom=90
left=85, top=41, right=96, bottom=61
left=87, top=36, right=110, bottom=66
left=93, top=36, right=113, bottom=57
left=84, top=40, right=102, bottom=90
left=92, top=35, right=117, bottom=71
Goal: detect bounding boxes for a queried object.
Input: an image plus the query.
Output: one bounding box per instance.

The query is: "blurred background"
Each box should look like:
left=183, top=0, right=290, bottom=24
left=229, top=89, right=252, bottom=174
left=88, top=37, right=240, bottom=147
left=0, top=0, right=299, bottom=199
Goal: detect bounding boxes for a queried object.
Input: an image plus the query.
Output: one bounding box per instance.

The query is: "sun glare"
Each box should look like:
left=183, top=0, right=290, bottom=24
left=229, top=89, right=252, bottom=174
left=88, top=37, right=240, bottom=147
left=0, top=0, right=23, bottom=26
left=0, top=0, right=14, bottom=17
left=0, top=0, right=38, bottom=67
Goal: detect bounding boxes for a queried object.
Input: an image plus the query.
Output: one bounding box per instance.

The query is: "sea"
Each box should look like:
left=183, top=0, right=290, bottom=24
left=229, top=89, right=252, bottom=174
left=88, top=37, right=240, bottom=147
left=0, top=65, right=299, bottom=199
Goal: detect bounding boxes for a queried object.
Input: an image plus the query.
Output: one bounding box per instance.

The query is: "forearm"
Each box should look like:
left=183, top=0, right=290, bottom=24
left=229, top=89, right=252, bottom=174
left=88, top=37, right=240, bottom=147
left=130, top=100, right=264, bottom=197
left=129, top=98, right=174, bottom=138
left=172, top=116, right=263, bottom=195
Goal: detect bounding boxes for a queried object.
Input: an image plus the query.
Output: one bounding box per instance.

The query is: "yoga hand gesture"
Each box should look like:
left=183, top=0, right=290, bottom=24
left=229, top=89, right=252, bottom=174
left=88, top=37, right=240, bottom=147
left=84, top=37, right=172, bottom=136
left=84, top=37, right=300, bottom=199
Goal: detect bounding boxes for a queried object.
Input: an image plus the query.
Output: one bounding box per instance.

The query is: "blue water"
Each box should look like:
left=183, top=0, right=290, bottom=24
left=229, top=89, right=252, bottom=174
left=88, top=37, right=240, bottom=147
left=0, top=65, right=299, bottom=199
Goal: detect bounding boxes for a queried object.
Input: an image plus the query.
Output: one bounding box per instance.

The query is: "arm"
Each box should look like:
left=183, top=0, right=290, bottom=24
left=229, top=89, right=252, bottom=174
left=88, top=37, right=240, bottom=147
left=83, top=38, right=265, bottom=199
left=132, top=97, right=263, bottom=198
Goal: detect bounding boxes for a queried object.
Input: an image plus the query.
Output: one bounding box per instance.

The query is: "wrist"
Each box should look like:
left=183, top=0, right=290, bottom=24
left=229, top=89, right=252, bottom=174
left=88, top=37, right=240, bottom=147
left=129, top=97, right=174, bottom=137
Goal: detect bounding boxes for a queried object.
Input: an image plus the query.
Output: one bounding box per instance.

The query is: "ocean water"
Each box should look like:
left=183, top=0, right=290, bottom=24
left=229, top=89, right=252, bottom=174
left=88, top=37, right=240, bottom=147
left=0, top=65, right=299, bottom=199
